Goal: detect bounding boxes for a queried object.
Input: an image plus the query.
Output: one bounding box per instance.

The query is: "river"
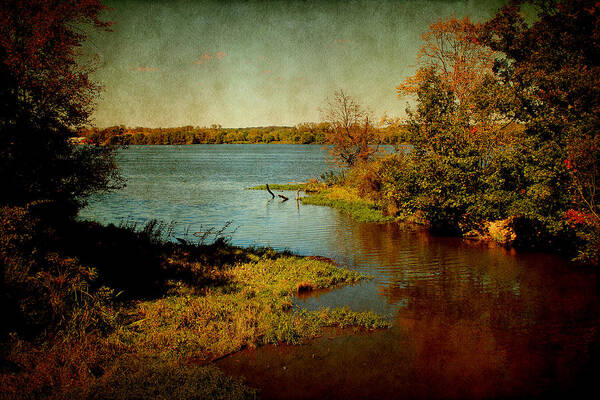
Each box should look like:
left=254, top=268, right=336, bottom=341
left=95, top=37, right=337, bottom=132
left=80, top=144, right=600, bottom=399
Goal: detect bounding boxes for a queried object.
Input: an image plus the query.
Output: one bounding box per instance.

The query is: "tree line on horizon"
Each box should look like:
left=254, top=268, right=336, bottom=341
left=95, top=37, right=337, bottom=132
left=76, top=122, right=408, bottom=145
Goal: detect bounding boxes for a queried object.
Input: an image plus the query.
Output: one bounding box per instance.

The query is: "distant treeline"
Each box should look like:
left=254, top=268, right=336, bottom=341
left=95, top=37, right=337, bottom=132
left=76, top=123, right=407, bottom=145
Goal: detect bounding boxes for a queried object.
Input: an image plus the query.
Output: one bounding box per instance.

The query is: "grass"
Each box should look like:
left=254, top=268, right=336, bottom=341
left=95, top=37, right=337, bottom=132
left=247, top=183, right=307, bottom=191
left=301, top=186, right=395, bottom=223
left=1, top=215, right=390, bottom=399
left=250, top=182, right=395, bottom=223
left=114, top=255, right=388, bottom=361
left=97, top=254, right=388, bottom=399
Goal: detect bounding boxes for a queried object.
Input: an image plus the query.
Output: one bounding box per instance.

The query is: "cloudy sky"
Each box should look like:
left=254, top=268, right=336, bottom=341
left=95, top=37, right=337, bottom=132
left=86, top=0, right=505, bottom=128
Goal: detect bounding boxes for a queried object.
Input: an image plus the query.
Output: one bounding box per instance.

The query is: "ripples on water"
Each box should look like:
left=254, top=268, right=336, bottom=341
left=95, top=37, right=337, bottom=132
left=80, top=145, right=600, bottom=400
left=80, top=144, right=344, bottom=252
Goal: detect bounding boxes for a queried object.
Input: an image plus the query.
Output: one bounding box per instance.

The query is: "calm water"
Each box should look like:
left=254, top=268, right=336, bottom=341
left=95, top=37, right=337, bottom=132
left=81, top=145, right=600, bottom=399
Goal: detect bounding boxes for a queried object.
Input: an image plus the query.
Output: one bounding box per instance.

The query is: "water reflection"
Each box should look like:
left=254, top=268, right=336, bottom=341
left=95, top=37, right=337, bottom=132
left=222, top=222, right=600, bottom=399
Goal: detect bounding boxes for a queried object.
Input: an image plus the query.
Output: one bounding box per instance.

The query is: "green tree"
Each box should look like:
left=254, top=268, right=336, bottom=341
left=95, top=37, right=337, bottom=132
left=393, top=18, right=515, bottom=234
left=481, top=0, right=600, bottom=260
left=401, top=69, right=489, bottom=232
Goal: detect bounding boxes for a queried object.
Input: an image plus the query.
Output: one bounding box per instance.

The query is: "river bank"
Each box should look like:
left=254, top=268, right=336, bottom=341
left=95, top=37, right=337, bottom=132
left=1, top=211, right=389, bottom=399
left=250, top=181, right=583, bottom=255
left=68, top=145, right=600, bottom=399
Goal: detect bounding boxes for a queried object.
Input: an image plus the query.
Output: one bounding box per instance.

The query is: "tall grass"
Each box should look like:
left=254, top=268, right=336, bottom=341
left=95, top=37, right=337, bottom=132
left=115, top=255, right=389, bottom=361
left=1, top=212, right=390, bottom=399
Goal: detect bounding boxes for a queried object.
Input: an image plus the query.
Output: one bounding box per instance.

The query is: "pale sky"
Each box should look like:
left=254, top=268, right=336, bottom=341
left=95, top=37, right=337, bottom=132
left=86, top=0, right=505, bottom=128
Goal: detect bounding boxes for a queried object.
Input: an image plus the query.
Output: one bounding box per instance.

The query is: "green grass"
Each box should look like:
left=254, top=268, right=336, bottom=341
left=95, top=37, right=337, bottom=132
left=249, top=182, right=395, bottom=223
left=247, top=183, right=306, bottom=191
left=114, top=256, right=388, bottom=361
left=301, top=190, right=394, bottom=223
left=317, top=307, right=390, bottom=329
left=1, top=216, right=390, bottom=400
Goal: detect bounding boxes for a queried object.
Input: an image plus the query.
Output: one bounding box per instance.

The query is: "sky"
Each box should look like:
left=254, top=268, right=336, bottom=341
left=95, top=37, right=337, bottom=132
left=85, top=0, right=506, bottom=128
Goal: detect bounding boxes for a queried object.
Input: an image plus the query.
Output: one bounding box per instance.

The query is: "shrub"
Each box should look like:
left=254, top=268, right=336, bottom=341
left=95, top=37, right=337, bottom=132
left=1, top=205, right=116, bottom=339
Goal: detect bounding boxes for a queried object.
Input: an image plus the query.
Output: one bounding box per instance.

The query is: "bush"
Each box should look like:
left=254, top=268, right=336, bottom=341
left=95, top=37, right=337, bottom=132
left=1, top=205, right=116, bottom=339
left=319, top=170, right=346, bottom=186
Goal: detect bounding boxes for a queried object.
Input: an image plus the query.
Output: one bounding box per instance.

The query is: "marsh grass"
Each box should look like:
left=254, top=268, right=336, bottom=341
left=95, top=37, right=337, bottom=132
left=247, top=183, right=306, bottom=191
left=115, top=256, right=388, bottom=361
left=247, top=180, right=325, bottom=193
left=250, top=181, right=394, bottom=223
left=1, top=214, right=389, bottom=399
left=301, top=187, right=394, bottom=223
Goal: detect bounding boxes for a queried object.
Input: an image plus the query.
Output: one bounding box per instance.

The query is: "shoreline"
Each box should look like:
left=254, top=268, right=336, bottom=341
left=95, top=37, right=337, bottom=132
left=1, top=214, right=390, bottom=399
left=254, top=182, right=584, bottom=263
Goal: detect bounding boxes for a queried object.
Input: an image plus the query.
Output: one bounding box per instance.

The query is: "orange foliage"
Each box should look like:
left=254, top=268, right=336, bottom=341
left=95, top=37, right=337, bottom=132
left=397, top=17, right=495, bottom=107
left=322, top=90, right=378, bottom=166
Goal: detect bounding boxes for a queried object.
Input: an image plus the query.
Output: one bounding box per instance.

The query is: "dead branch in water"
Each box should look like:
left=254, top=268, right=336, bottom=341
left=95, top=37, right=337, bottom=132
left=265, top=183, right=275, bottom=199
left=278, top=194, right=289, bottom=201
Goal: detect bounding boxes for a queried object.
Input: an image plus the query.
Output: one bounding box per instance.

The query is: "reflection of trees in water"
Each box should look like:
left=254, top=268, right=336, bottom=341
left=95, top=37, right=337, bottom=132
left=396, top=315, right=511, bottom=399
left=344, top=221, right=600, bottom=331
left=336, top=221, right=600, bottom=397
left=221, top=220, right=600, bottom=399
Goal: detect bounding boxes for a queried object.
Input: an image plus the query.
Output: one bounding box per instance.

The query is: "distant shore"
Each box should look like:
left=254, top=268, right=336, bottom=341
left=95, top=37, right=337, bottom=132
left=74, top=124, right=405, bottom=146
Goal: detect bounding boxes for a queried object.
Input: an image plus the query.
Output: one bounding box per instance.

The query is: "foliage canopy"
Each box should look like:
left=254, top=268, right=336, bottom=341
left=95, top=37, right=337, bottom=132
left=0, top=0, right=123, bottom=215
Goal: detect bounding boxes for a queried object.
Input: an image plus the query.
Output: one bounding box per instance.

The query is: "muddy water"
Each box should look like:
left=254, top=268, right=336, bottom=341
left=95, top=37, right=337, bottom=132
left=218, top=223, right=600, bottom=399
left=80, top=145, right=600, bottom=399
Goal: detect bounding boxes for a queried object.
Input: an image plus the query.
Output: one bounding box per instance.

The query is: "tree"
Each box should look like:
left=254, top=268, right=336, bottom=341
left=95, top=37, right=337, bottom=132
left=397, top=17, right=520, bottom=175
left=398, top=18, right=496, bottom=111
left=392, top=18, right=518, bottom=233
left=321, top=89, right=377, bottom=167
left=400, top=68, right=490, bottom=233
left=0, top=0, right=122, bottom=217
left=481, top=0, right=600, bottom=261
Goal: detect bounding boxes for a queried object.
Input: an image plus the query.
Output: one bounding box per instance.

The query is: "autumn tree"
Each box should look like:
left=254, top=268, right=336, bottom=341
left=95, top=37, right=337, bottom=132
left=481, top=0, right=600, bottom=262
left=0, top=0, right=122, bottom=217
left=322, top=89, right=378, bottom=167
left=397, top=17, right=516, bottom=147
left=389, top=18, right=517, bottom=233
left=0, top=0, right=126, bottom=347
left=399, top=19, right=495, bottom=106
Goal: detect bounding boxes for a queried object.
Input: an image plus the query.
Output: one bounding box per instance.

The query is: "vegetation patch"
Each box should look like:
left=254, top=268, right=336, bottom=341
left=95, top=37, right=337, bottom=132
left=247, top=181, right=325, bottom=193
left=247, top=183, right=307, bottom=191
left=1, top=215, right=389, bottom=399
left=317, top=307, right=390, bottom=329
left=301, top=187, right=394, bottom=223
left=115, top=256, right=386, bottom=361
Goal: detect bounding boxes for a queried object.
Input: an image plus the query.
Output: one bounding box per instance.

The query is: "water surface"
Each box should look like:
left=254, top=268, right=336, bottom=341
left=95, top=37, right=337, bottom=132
left=81, top=144, right=343, bottom=253
left=81, top=144, right=600, bottom=399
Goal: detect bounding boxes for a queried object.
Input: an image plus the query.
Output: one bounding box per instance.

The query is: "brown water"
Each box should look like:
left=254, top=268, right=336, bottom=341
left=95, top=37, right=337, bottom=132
left=80, top=145, right=600, bottom=399
left=218, top=223, right=600, bottom=399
